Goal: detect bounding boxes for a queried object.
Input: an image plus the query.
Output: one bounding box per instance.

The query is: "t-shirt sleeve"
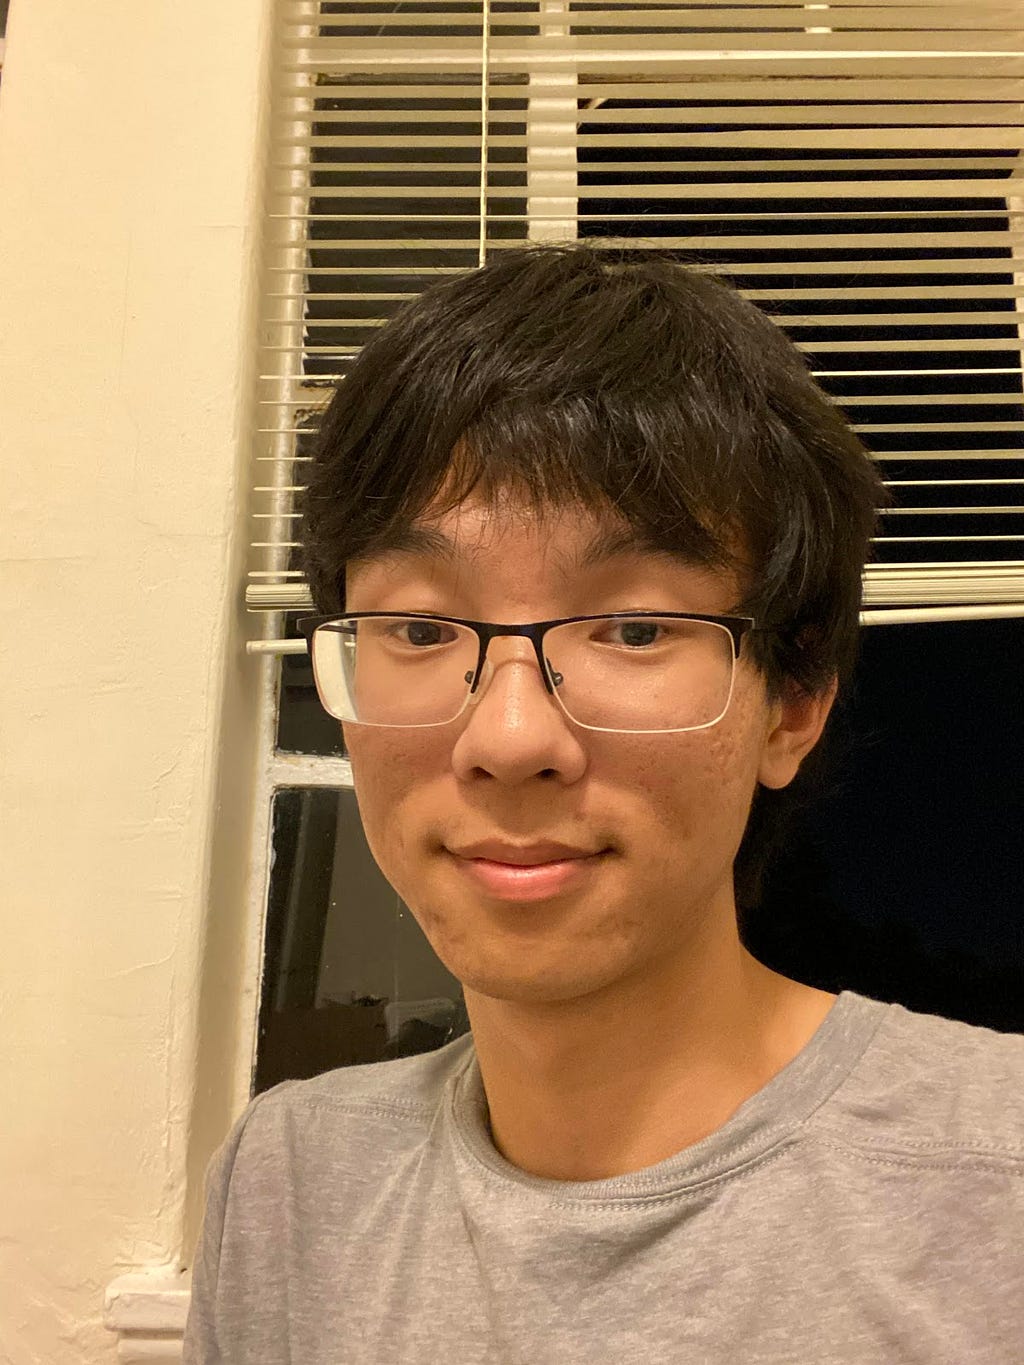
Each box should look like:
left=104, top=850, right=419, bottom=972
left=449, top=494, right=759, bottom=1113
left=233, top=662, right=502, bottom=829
left=181, top=1096, right=266, bottom=1365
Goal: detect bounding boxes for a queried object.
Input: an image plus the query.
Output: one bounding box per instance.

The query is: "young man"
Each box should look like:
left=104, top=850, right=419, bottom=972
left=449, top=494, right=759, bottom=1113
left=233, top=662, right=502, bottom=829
left=184, top=246, right=1024, bottom=1362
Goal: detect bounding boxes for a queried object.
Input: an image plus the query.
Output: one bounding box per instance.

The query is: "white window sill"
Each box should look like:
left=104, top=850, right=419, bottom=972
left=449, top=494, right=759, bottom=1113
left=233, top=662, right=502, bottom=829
left=104, top=1270, right=189, bottom=1362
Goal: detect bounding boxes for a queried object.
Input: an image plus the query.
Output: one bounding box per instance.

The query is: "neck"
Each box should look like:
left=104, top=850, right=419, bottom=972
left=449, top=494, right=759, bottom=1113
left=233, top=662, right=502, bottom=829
left=463, top=896, right=837, bottom=1182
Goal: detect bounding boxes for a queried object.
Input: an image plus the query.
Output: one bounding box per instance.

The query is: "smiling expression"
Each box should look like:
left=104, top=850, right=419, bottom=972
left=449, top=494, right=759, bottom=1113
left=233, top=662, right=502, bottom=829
left=341, top=492, right=808, bottom=1007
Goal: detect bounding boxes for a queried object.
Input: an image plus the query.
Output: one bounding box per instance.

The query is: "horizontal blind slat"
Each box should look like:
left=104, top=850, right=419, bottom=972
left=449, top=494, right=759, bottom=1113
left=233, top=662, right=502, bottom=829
left=280, top=314, right=1024, bottom=333
left=273, top=82, right=1024, bottom=101
left=268, top=285, right=1024, bottom=300
left=283, top=105, right=1024, bottom=126
left=265, top=258, right=1024, bottom=276
left=284, top=189, right=1024, bottom=212
left=283, top=56, right=1024, bottom=75
left=282, top=33, right=1024, bottom=56
left=284, top=8, right=1024, bottom=32
left=285, top=231, right=1024, bottom=248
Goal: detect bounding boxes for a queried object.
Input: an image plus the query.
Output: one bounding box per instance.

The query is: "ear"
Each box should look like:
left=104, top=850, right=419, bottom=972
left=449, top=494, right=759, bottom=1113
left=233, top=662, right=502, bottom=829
left=757, top=675, right=838, bottom=791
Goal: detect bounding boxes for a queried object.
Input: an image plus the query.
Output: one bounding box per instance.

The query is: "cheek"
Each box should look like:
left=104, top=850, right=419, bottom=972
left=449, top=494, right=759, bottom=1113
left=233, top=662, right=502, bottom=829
left=708, top=686, right=771, bottom=805
left=344, top=727, right=442, bottom=872
left=624, top=698, right=766, bottom=850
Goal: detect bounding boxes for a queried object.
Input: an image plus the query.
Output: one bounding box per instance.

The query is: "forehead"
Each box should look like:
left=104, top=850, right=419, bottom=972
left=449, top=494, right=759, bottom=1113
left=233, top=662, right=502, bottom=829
left=350, top=497, right=712, bottom=579
left=344, top=497, right=747, bottom=614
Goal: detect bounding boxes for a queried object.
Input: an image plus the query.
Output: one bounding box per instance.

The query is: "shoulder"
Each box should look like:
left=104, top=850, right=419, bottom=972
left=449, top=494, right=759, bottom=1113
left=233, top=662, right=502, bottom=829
left=268, top=1030, right=475, bottom=1118
left=817, top=993, right=1024, bottom=1163
left=208, top=1033, right=475, bottom=1189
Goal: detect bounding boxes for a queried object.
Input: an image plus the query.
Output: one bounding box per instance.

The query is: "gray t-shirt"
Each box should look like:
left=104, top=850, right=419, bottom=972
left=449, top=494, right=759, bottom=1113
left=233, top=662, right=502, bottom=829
left=182, top=990, right=1024, bottom=1363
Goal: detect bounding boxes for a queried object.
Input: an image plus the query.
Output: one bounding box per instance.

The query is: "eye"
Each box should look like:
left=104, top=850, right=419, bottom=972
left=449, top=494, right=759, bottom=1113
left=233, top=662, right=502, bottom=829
left=597, top=618, right=670, bottom=649
left=384, top=618, right=456, bottom=648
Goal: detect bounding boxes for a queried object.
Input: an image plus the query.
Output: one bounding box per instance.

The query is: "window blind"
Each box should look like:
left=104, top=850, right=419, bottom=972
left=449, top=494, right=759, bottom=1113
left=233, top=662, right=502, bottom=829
left=247, top=0, right=1024, bottom=652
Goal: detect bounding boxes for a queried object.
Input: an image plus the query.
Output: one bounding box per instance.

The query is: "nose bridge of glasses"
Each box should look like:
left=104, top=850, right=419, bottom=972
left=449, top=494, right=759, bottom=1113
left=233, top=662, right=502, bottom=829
left=472, top=626, right=554, bottom=695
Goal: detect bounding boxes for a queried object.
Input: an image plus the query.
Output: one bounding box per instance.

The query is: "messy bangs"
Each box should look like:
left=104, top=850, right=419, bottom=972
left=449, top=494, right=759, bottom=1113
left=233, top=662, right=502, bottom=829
left=302, top=244, right=884, bottom=697
left=388, top=403, right=736, bottom=571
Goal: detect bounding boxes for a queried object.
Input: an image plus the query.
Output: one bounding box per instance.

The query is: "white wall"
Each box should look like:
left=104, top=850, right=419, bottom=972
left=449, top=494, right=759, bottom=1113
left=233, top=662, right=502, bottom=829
left=0, top=2, right=273, bottom=1359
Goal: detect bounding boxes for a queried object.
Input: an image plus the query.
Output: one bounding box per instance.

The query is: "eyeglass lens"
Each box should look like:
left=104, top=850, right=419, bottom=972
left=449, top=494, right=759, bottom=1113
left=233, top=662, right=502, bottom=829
left=310, top=616, right=737, bottom=733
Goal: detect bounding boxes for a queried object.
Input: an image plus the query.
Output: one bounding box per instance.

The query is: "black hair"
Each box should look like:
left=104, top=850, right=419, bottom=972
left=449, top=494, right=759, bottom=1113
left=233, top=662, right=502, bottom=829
left=302, top=242, right=887, bottom=907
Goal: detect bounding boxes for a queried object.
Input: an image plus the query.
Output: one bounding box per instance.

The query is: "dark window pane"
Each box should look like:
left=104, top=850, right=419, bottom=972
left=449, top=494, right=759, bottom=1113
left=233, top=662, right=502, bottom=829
left=749, top=617, right=1024, bottom=1034
left=255, top=787, right=467, bottom=1093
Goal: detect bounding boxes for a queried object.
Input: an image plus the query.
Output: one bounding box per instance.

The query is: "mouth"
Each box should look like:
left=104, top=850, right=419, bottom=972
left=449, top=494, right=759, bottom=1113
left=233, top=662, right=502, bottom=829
left=448, top=849, right=610, bottom=902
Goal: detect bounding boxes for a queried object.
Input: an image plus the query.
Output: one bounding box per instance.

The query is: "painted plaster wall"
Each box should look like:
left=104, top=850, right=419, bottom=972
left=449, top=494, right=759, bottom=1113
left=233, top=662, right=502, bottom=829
left=0, top=2, right=272, bottom=1359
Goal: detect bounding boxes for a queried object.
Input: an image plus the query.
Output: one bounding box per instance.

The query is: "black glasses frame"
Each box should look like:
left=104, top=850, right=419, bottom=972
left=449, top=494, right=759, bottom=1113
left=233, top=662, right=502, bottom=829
left=296, top=610, right=756, bottom=700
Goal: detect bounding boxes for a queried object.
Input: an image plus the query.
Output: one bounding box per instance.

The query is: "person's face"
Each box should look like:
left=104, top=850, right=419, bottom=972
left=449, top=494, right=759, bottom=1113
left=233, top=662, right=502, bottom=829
left=342, top=492, right=833, bottom=1006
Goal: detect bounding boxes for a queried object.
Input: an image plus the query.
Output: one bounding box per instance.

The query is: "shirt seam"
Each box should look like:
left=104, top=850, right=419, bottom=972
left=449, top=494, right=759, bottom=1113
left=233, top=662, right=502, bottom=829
left=447, top=994, right=894, bottom=1202
left=266, top=1092, right=439, bottom=1122
left=809, top=1132, right=1024, bottom=1173
left=457, top=1131, right=804, bottom=1209
left=450, top=1116, right=811, bottom=1206
left=811, top=1129, right=1024, bottom=1155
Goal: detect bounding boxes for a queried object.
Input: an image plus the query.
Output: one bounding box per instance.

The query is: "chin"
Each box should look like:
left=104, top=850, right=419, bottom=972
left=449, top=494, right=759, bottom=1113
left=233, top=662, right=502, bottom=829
left=453, top=950, right=636, bottom=1008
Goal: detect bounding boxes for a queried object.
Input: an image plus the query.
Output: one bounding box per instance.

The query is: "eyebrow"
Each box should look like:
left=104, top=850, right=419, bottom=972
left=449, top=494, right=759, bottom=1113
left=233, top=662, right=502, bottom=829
left=360, top=523, right=700, bottom=576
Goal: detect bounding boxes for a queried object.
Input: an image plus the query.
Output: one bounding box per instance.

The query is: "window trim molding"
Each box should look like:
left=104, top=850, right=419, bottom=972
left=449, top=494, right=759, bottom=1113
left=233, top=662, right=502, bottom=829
left=104, top=1270, right=189, bottom=1361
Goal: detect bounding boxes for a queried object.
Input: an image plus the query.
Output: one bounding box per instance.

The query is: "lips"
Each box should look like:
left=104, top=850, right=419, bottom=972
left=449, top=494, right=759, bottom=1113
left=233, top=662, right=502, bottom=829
left=450, top=839, right=607, bottom=865
left=450, top=849, right=609, bottom=901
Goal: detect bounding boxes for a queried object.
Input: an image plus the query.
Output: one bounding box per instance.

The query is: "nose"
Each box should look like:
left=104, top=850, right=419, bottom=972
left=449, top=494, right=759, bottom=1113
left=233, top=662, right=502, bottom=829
left=464, top=636, right=561, bottom=721
left=466, top=634, right=557, bottom=706
left=451, top=634, right=586, bottom=782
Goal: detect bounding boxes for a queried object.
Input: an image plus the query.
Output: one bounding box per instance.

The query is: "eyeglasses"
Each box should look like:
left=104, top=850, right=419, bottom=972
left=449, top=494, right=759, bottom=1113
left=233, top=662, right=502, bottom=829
left=296, top=611, right=756, bottom=735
